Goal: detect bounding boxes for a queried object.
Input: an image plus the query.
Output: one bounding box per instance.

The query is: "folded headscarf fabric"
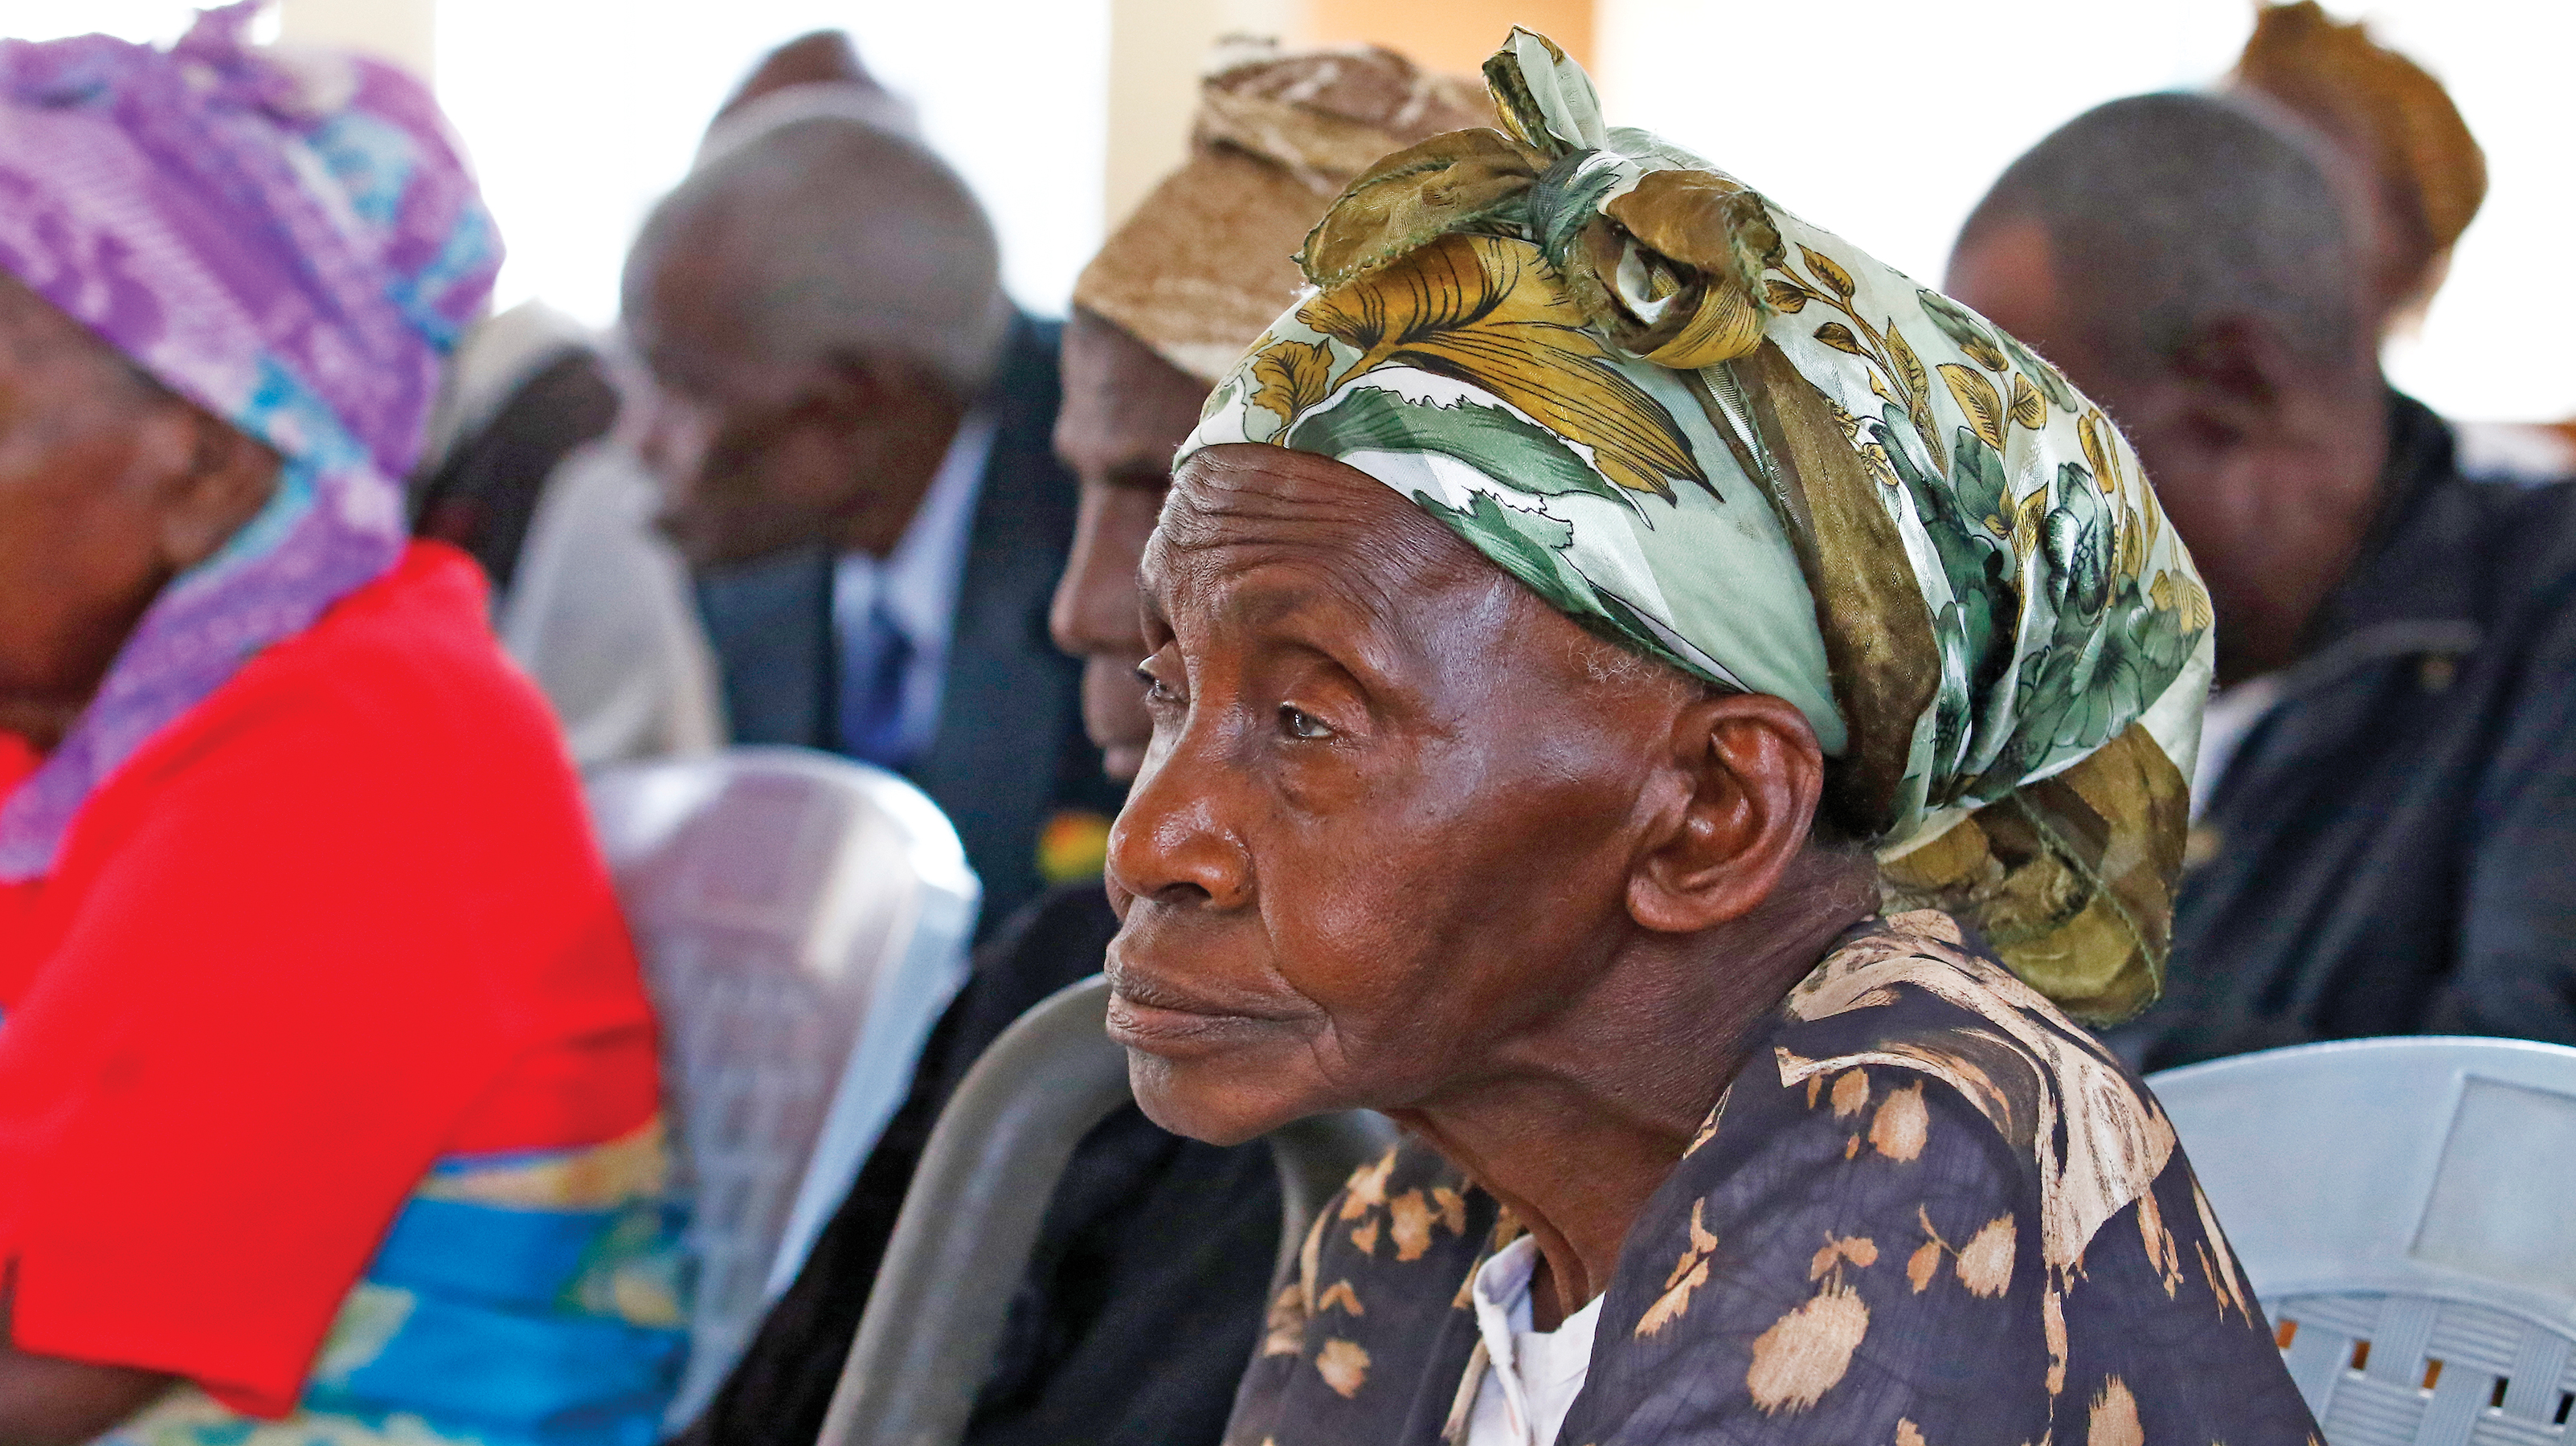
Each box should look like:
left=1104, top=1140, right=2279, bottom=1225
left=2234, top=0, right=2483, bottom=293
left=1073, top=42, right=1488, bottom=385
left=0, top=2, right=498, bottom=880
left=1180, top=29, right=2213, bottom=1022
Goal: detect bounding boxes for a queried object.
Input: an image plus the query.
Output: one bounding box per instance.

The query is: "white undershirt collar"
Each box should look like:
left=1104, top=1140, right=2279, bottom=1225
left=1464, top=1234, right=1602, bottom=1446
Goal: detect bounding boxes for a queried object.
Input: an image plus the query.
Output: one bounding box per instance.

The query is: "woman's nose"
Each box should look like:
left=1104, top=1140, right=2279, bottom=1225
left=1105, top=716, right=1253, bottom=914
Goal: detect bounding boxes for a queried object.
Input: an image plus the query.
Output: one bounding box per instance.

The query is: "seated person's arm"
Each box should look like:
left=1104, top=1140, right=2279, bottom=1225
left=2456, top=588, right=2576, bottom=1041
left=0, top=1281, right=170, bottom=1446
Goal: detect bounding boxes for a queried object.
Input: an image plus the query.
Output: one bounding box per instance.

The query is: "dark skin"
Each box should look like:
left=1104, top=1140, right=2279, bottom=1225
left=1048, top=308, right=1208, bottom=782
left=710, top=30, right=874, bottom=126
left=1946, top=214, right=2388, bottom=688
left=1106, top=445, right=1879, bottom=1329
left=0, top=276, right=282, bottom=752
left=0, top=274, right=280, bottom=1443
left=625, top=229, right=966, bottom=570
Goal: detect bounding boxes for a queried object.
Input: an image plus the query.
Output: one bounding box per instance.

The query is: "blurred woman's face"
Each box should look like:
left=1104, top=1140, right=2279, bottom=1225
left=1049, top=309, right=1209, bottom=782
left=0, top=276, right=276, bottom=750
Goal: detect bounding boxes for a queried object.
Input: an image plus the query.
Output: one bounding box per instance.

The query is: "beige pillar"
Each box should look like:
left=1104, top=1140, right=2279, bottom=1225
left=276, top=0, right=436, bottom=84
left=1307, top=0, right=1593, bottom=75
left=1104, top=0, right=1304, bottom=234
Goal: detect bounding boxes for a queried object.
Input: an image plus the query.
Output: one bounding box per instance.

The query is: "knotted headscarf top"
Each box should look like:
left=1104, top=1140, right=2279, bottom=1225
left=1180, top=29, right=2214, bottom=1023
left=1073, top=42, right=1490, bottom=384
left=0, top=2, right=499, bottom=880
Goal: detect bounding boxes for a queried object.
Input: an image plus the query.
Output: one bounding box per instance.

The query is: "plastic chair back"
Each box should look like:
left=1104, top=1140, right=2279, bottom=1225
left=588, top=745, right=979, bottom=1427
left=2151, top=1036, right=2576, bottom=1444
left=815, top=974, right=1392, bottom=1446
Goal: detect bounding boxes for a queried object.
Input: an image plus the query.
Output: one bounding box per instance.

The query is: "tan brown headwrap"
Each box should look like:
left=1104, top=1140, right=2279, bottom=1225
left=1073, top=43, right=1489, bottom=383
left=2233, top=1, right=2484, bottom=303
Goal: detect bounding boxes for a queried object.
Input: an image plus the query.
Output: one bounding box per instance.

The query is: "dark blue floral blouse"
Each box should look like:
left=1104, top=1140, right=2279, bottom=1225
left=1226, top=911, right=2321, bottom=1446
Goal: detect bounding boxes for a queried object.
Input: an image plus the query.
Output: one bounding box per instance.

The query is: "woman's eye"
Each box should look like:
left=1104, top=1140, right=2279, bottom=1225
left=1136, top=663, right=1183, bottom=706
left=1278, top=704, right=1334, bottom=741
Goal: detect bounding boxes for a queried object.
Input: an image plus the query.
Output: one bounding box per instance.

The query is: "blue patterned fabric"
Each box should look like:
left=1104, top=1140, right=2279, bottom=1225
left=100, top=1125, right=689, bottom=1446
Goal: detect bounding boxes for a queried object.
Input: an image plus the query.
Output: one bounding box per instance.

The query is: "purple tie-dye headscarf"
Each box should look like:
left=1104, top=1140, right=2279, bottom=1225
left=0, top=2, right=499, bottom=880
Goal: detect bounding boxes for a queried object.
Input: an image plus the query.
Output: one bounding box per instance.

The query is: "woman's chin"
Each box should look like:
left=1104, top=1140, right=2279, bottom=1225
left=1122, top=1051, right=1315, bottom=1147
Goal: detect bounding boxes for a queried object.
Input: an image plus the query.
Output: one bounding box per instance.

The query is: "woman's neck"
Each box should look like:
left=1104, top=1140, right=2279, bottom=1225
left=1388, top=865, right=1875, bottom=1330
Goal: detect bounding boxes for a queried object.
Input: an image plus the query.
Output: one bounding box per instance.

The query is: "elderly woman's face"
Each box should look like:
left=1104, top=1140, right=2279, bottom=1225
left=1105, top=445, right=1706, bottom=1145
left=0, top=277, right=277, bottom=749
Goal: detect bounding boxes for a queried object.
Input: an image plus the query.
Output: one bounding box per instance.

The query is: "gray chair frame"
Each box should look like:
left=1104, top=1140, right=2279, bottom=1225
left=815, top=974, right=1393, bottom=1446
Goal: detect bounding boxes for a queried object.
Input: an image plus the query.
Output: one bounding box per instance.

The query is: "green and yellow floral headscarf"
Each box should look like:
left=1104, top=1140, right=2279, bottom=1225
left=1178, top=28, right=2214, bottom=1023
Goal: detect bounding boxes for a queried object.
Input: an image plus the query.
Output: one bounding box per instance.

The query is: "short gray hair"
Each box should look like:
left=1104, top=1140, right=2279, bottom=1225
left=1959, top=92, right=2367, bottom=375
left=626, top=109, right=1010, bottom=397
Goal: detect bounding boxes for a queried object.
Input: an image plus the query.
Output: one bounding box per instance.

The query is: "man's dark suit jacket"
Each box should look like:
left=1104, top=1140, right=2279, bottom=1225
left=2113, top=393, right=2576, bottom=1069
left=693, top=314, right=1119, bottom=928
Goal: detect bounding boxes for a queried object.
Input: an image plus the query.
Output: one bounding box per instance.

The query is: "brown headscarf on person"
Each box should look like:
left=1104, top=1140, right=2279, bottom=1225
left=2232, top=1, right=2484, bottom=320
left=1072, top=43, right=1490, bottom=384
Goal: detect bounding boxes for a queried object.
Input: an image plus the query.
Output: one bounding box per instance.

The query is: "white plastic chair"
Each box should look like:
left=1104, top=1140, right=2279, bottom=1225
left=2151, top=1036, right=2576, bottom=1445
left=587, top=745, right=980, bottom=1428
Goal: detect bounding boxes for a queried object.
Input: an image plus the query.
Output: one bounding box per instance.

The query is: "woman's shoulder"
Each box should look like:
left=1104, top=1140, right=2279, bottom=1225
left=1565, top=911, right=2314, bottom=1444
left=1767, top=909, right=2177, bottom=1209
left=133, top=541, right=568, bottom=792
left=51, top=540, right=607, bottom=913
left=259, top=541, right=549, bottom=730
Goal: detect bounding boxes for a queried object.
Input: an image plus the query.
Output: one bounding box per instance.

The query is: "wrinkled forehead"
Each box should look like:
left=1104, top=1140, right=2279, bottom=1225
left=1146, top=444, right=1513, bottom=628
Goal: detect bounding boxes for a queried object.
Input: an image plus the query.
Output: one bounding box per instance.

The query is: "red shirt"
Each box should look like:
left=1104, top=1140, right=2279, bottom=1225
left=0, top=542, right=660, bottom=1415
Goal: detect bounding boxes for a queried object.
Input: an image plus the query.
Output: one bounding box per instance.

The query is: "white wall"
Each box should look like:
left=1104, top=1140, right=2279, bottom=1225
left=0, top=1, right=206, bottom=43
left=1596, top=0, right=2576, bottom=423
left=279, top=0, right=433, bottom=80
left=0, top=1, right=1110, bottom=327
left=435, top=0, right=1109, bottom=329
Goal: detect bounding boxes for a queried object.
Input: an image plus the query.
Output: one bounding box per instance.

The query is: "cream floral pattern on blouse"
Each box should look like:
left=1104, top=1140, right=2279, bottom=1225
left=1226, top=912, right=2320, bottom=1446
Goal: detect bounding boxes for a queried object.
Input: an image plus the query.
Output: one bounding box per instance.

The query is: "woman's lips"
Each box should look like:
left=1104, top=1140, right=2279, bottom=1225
left=1104, top=995, right=1284, bottom=1054
left=1103, top=952, right=1300, bottom=1057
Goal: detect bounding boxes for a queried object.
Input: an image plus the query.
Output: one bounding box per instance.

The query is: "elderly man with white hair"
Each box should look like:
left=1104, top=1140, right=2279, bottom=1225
left=623, top=92, right=1118, bottom=929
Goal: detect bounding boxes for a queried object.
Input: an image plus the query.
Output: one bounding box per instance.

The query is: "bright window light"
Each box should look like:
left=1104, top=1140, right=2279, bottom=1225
left=435, top=0, right=1109, bottom=330
left=0, top=2, right=198, bottom=43
left=1599, top=0, right=2576, bottom=423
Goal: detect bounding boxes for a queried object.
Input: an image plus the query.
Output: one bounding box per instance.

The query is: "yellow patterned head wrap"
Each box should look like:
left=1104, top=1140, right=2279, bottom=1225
left=1178, top=29, right=2215, bottom=1023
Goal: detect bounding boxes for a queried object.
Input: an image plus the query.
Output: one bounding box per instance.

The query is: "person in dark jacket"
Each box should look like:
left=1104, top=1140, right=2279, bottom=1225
left=667, top=44, right=1486, bottom=1446
left=1948, top=92, right=2576, bottom=1069
left=623, top=73, right=1118, bottom=931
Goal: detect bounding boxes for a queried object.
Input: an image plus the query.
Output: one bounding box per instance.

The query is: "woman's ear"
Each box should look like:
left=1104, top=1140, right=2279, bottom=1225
left=1627, top=691, right=1826, bottom=934
left=149, top=404, right=280, bottom=573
